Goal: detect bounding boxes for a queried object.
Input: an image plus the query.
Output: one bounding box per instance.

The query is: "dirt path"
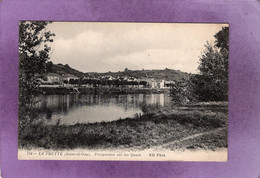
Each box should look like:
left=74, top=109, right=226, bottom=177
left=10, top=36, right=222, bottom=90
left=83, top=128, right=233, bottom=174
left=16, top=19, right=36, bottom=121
left=158, top=127, right=226, bottom=149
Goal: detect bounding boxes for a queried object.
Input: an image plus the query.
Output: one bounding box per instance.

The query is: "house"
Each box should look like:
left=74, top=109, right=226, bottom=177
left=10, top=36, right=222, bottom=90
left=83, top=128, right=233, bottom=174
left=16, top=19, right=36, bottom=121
left=41, top=73, right=61, bottom=84
left=160, top=80, right=166, bottom=88
left=159, top=80, right=175, bottom=88
left=145, top=78, right=159, bottom=88
left=165, top=81, right=175, bottom=88
left=62, top=74, right=79, bottom=82
left=108, top=76, right=115, bottom=80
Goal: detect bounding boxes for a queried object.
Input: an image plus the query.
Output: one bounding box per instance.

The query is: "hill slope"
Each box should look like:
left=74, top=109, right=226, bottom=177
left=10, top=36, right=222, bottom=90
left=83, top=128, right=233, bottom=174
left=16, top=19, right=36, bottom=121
left=47, top=63, right=84, bottom=77
left=47, top=62, right=190, bottom=81
left=86, top=68, right=190, bottom=81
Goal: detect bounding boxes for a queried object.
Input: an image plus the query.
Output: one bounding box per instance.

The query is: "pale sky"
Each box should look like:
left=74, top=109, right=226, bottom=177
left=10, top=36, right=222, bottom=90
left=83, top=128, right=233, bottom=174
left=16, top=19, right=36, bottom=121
left=46, top=22, right=228, bottom=74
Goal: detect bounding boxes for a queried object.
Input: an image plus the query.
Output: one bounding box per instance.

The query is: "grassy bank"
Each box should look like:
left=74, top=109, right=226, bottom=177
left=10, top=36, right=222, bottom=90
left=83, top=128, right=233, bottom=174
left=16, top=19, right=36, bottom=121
left=18, top=102, right=228, bottom=151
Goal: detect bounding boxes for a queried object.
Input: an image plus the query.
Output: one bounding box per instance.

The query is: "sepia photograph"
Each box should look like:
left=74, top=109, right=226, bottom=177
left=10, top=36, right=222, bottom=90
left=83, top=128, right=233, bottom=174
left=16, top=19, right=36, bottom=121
left=18, top=22, right=229, bottom=161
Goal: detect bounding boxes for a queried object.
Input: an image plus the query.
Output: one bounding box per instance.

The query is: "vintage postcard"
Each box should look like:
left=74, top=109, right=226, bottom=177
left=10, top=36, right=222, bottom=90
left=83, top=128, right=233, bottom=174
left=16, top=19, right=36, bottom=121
left=18, top=22, right=228, bottom=161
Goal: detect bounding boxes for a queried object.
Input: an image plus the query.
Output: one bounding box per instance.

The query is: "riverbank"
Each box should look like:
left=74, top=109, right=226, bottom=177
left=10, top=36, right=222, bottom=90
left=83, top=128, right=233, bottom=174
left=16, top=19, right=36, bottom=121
left=40, top=86, right=169, bottom=95
left=18, top=102, right=228, bottom=151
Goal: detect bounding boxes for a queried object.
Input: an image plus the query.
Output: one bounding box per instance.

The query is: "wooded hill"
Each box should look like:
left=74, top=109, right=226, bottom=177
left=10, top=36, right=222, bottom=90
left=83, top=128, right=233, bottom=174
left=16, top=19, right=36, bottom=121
left=86, top=68, right=190, bottom=81
left=46, top=62, right=85, bottom=77
left=47, top=62, right=190, bottom=81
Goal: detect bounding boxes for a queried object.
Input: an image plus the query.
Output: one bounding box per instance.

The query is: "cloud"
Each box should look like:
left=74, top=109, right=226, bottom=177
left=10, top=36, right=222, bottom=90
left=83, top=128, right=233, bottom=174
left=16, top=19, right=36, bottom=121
left=48, top=22, right=227, bottom=73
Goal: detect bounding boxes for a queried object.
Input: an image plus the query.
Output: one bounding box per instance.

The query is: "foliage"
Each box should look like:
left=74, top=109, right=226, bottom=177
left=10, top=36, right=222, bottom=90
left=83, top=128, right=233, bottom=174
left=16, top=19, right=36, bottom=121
left=46, top=61, right=54, bottom=72
left=86, top=68, right=189, bottom=81
left=19, top=21, right=55, bottom=132
left=170, top=27, right=229, bottom=103
left=214, top=27, right=229, bottom=52
left=80, top=78, right=146, bottom=87
left=170, top=77, right=197, bottom=105
left=196, top=27, right=229, bottom=101
left=47, top=63, right=84, bottom=78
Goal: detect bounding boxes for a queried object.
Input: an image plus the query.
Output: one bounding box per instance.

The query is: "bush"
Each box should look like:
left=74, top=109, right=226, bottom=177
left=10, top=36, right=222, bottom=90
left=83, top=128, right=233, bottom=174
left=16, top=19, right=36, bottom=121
left=170, top=77, right=197, bottom=105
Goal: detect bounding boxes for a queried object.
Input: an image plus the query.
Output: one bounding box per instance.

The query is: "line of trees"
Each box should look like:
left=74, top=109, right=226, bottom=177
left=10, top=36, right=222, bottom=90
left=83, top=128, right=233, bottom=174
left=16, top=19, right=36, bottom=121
left=170, top=26, right=229, bottom=104
left=68, top=78, right=147, bottom=87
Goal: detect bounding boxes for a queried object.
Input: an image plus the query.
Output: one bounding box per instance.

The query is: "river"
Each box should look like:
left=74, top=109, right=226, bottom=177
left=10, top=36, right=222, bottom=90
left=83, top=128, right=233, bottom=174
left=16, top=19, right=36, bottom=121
left=36, top=93, right=172, bottom=125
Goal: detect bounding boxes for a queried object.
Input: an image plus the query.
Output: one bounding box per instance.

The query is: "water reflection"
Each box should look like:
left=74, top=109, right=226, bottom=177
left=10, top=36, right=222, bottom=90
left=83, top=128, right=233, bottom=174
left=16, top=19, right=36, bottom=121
left=36, top=93, right=171, bottom=125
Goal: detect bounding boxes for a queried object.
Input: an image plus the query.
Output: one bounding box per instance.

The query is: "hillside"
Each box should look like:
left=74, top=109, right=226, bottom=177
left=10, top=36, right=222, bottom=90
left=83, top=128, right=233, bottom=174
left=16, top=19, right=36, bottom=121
left=47, top=62, right=190, bottom=81
left=47, top=62, right=84, bottom=77
left=86, top=68, right=190, bottom=81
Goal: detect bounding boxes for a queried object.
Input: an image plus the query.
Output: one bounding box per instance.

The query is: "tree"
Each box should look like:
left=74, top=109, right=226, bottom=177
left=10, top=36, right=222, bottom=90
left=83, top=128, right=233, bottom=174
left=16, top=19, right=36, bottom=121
left=170, top=26, right=229, bottom=104
left=19, top=21, right=55, bottom=131
left=197, top=27, right=229, bottom=101
left=170, top=77, right=197, bottom=105
left=46, top=61, right=54, bottom=72
left=214, top=27, right=229, bottom=52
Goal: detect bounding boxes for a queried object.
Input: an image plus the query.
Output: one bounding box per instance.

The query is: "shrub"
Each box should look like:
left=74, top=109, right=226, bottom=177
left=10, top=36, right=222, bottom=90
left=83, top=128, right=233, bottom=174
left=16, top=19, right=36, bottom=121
left=170, top=77, right=197, bottom=105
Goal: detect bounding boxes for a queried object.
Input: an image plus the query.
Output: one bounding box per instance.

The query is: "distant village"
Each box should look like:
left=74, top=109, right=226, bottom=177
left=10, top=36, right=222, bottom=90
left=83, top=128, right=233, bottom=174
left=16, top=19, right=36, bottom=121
left=40, top=72, right=175, bottom=89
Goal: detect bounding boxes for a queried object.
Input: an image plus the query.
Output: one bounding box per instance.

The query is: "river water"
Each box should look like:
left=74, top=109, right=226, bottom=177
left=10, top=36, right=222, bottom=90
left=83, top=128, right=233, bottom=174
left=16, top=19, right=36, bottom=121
left=36, top=93, right=172, bottom=125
